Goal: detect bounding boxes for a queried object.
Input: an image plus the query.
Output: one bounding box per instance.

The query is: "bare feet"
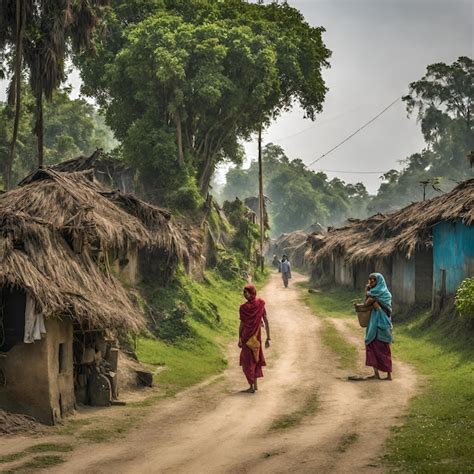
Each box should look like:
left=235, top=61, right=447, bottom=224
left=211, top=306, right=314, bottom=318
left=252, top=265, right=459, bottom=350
left=242, top=386, right=255, bottom=393
left=254, top=380, right=258, bottom=391
left=366, top=375, right=381, bottom=380
left=385, top=373, right=392, bottom=381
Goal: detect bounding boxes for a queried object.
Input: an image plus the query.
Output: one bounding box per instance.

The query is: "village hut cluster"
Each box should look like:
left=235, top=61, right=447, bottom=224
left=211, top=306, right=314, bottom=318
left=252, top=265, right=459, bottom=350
left=0, top=166, right=188, bottom=425
left=306, top=179, right=474, bottom=312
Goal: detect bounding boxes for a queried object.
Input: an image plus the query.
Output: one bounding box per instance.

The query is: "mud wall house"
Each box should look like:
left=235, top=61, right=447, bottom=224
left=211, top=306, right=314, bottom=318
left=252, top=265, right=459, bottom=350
left=0, top=168, right=186, bottom=425
left=270, top=230, right=310, bottom=270
left=307, top=215, right=387, bottom=289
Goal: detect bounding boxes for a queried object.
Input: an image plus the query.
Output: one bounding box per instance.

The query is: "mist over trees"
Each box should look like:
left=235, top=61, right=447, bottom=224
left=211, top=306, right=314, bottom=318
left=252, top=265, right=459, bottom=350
left=220, top=56, right=472, bottom=236
left=220, top=143, right=369, bottom=236
left=368, top=56, right=473, bottom=214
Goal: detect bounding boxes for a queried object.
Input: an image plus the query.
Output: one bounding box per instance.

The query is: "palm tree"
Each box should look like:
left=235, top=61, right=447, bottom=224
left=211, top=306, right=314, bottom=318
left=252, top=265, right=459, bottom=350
left=0, top=0, right=107, bottom=186
left=0, top=0, right=30, bottom=190
left=24, top=0, right=108, bottom=169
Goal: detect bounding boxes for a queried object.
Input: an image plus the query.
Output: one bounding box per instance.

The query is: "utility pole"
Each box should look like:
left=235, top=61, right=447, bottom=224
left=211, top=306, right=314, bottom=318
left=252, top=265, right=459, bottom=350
left=258, top=126, right=264, bottom=273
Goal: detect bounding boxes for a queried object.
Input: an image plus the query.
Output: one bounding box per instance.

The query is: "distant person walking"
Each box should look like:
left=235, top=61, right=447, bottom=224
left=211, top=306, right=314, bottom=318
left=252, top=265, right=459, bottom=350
left=272, top=254, right=280, bottom=268
left=279, top=255, right=292, bottom=288
left=238, top=284, right=270, bottom=393
left=364, top=273, right=393, bottom=380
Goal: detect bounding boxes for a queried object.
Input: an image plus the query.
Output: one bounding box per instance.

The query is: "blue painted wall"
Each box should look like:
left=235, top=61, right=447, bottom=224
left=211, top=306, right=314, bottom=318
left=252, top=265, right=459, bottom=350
left=433, top=220, right=474, bottom=296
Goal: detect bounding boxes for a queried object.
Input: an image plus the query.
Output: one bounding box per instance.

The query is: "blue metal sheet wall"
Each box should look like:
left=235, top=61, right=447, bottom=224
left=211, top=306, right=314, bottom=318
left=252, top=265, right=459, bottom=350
left=433, top=220, right=474, bottom=295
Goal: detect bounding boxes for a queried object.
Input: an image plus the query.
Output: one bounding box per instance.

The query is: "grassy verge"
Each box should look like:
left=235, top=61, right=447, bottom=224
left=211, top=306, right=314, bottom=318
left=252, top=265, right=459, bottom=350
left=384, top=310, right=474, bottom=472
left=302, top=284, right=474, bottom=471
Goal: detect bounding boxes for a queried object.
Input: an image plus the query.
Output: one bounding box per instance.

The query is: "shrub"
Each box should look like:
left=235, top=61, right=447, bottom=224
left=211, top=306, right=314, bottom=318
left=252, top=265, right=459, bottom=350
left=455, top=278, right=474, bottom=320
left=154, top=303, right=195, bottom=341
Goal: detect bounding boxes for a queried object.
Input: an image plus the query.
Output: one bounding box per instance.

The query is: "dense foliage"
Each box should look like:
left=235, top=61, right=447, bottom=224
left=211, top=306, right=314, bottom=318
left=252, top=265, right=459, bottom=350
left=455, top=277, right=474, bottom=321
left=368, top=57, right=473, bottom=214
left=0, top=88, right=116, bottom=186
left=76, top=0, right=330, bottom=206
left=220, top=143, right=369, bottom=236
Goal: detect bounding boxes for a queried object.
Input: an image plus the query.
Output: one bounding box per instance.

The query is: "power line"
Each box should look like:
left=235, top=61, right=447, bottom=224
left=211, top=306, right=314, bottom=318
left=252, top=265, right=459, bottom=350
left=306, top=96, right=402, bottom=169
left=314, top=169, right=388, bottom=174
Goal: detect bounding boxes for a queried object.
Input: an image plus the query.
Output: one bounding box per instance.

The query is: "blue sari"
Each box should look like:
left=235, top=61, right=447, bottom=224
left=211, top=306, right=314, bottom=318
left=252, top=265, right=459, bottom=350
left=365, top=273, right=393, bottom=345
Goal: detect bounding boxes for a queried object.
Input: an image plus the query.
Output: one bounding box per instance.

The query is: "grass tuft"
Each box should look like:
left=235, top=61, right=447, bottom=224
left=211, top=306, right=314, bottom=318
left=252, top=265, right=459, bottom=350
left=320, top=321, right=358, bottom=370
left=337, top=432, right=359, bottom=452
left=270, top=392, right=319, bottom=431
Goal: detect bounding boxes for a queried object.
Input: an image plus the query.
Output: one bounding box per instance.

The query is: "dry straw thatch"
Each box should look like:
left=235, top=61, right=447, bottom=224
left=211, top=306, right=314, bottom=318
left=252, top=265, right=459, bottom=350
left=0, top=168, right=188, bottom=332
left=271, top=230, right=309, bottom=268
left=308, top=178, right=474, bottom=264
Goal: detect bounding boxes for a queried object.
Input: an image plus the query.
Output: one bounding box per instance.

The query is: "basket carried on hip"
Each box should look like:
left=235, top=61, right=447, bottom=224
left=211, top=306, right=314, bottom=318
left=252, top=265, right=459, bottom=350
left=354, top=303, right=373, bottom=328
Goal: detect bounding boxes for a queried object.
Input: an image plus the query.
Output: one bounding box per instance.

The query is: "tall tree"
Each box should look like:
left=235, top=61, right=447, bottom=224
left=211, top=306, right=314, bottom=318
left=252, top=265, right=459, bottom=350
left=77, top=0, right=331, bottom=202
left=0, top=0, right=107, bottom=188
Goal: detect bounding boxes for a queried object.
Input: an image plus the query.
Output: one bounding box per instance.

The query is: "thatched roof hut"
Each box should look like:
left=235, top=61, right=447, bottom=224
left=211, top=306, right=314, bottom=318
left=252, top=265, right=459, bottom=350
left=270, top=231, right=309, bottom=269
left=0, top=168, right=188, bottom=332
left=309, top=179, right=474, bottom=265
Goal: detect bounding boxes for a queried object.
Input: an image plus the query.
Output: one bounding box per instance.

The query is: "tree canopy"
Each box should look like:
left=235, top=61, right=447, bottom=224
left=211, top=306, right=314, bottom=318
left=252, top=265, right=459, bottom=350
left=0, top=87, right=116, bottom=187
left=76, top=0, right=331, bottom=205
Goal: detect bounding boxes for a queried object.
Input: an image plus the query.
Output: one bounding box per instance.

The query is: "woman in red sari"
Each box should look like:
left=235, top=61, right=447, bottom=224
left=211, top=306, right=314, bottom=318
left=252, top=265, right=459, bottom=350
left=238, top=284, right=271, bottom=393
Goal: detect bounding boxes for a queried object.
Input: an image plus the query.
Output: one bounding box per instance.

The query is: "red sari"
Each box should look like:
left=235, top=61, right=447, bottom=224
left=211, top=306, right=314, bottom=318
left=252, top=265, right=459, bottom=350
left=239, top=285, right=266, bottom=385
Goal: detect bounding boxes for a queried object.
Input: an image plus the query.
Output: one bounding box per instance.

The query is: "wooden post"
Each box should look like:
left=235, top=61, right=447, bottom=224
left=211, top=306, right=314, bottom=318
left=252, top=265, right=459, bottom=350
left=258, top=126, right=264, bottom=273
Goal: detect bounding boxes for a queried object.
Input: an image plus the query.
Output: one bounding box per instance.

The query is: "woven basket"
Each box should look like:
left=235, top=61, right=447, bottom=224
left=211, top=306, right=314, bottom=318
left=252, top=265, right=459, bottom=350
left=354, top=304, right=373, bottom=328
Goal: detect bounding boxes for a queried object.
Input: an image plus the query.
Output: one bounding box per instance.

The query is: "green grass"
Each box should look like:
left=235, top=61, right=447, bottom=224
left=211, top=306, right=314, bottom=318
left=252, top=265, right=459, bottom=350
left=8, top=455, right=65, bottom=472
left=0, top=453, right=23, bottom=464
left=136, top=271, right=246, bottom=393
left=26, top=443, right=73, bottom=454
left=300, top=283, right=360, bottom=320
left=320, top=321, right=358, bottom=370
left=0, top=444, right=73, bottom=467
left=384, top=311, right=474, bottom=472
left=270, top=392, right=319, bottom=430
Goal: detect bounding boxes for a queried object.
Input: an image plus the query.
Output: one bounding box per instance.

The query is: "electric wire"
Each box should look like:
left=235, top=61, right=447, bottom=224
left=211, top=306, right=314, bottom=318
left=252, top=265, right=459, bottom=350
left=305, top=96, right=402, bottom=169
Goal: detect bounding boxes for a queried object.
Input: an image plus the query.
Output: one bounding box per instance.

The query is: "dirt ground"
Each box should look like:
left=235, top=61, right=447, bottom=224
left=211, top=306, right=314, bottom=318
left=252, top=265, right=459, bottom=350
left=1, top=272, right=418, bottom=473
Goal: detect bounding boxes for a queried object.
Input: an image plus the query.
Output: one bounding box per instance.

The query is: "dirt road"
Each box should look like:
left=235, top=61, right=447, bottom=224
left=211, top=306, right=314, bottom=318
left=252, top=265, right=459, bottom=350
left=46, top=272, right=416, bottom=473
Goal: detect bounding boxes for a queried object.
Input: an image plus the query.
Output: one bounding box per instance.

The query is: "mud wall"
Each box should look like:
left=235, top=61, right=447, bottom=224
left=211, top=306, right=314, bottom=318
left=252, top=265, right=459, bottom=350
left=0, top=319, right=74, bottom=425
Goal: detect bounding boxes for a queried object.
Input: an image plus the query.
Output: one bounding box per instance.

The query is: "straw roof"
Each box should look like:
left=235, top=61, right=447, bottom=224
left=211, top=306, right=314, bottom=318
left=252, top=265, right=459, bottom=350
left=0, top=168, right=188, bottom=332
left=309, top=178, right=474, bottom=264
left=271, top=230, right=310, bottom=268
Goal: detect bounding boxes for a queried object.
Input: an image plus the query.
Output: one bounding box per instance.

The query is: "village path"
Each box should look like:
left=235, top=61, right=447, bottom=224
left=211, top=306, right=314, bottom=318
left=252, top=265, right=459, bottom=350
left=48, top=272, right=417, bottom=474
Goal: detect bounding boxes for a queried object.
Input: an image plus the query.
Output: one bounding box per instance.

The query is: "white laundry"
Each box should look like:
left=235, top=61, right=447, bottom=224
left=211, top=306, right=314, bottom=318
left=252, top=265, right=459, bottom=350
left=24, top=295, right=46, bottom=343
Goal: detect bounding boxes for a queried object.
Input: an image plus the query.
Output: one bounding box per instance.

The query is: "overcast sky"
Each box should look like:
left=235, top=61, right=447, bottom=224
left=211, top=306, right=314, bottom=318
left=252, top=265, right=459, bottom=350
left=240, top=0, right=473, bottom=193
left=1, top=0, right=472, bottom=193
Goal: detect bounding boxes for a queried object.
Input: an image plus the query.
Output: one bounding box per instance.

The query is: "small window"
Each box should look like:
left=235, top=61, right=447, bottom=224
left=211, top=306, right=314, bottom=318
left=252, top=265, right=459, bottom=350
left=58, top=343, right=66, bottom=374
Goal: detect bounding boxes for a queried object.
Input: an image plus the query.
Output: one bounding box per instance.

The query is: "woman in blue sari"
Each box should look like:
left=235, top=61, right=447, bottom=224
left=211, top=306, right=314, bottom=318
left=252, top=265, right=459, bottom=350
left=364, top=273, right=393, bottom=380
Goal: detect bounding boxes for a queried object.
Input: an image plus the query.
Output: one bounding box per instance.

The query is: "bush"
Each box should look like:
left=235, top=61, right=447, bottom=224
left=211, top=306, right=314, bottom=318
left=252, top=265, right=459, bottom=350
left=455, top=278, right=474, bottom=320
left=154, top=303, right=195, bottom=341
left=216, top=249, right=241, bottom=280
left=170, top=178, right=204, bottom=211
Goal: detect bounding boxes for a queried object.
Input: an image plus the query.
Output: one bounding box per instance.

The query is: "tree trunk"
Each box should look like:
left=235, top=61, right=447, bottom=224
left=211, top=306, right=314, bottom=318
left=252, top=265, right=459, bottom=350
left=198, top=152, right=214, bottom=195
left=35, top=89, right=44, bottom=168
left=175, top=113, right=184, bottom=167
left=5, top=0, right=24, bottom=190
